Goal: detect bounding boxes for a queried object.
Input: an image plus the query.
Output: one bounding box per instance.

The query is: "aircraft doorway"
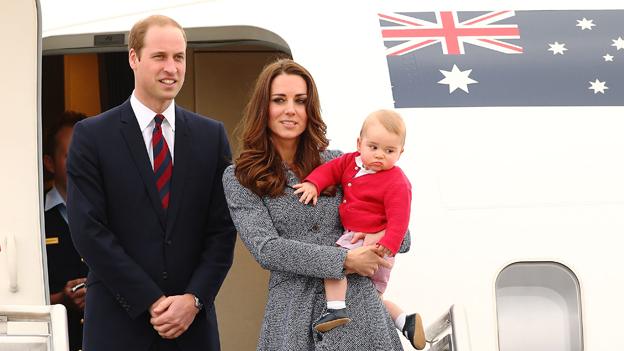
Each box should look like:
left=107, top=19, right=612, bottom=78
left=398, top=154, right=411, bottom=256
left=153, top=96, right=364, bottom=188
left=42, top=29, right=289, bottom=351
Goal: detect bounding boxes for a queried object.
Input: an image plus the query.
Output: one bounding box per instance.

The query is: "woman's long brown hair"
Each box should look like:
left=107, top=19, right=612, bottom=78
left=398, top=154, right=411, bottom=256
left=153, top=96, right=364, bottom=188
left=234, top=59, right=329, bottom=197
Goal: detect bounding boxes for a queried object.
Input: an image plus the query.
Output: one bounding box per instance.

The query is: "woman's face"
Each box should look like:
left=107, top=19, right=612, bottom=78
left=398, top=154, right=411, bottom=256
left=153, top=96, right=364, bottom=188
left=268, top=73, right=308, bottom=144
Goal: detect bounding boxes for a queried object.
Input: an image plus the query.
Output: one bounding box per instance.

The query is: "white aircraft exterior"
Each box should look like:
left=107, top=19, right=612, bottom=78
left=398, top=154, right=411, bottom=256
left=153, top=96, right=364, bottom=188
left=1, top=1, right=623, bottom=350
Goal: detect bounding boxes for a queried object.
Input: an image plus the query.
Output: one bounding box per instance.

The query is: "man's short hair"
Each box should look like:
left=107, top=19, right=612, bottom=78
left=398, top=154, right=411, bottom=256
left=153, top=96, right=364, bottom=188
left=44, top=111, right=86, bottom=157
left=128, top=15, right=187, bottom=58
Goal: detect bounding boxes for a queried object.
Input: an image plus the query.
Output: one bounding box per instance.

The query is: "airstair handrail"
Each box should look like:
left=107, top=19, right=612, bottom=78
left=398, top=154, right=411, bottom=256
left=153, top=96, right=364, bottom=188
left=2, top=233, right=18, bottom=293
left=425, top=304, right=471, bottom=351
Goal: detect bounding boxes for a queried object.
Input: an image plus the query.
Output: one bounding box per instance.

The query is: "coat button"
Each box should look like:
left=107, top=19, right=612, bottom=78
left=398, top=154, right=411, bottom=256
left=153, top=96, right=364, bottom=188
left=165, top=239, right=172, bottom=245
left=162, top=271, right=168, bottom=280
left=311, top=224, right=319, bottom=232
left=343, top=200, right=347, bottom=203
left=347, top=183, right=352, bottom=187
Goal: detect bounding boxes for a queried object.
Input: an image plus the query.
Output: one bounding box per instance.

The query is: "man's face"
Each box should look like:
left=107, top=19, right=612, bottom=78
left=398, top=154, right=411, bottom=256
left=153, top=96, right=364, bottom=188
left=44, top=126, right=73, bottom=195
left=129, top=24, right=186, bottom=112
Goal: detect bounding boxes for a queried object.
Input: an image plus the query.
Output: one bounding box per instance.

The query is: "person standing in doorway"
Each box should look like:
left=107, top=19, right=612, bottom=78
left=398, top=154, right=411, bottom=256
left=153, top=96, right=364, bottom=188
left=43, top=110, right=88, bottom=351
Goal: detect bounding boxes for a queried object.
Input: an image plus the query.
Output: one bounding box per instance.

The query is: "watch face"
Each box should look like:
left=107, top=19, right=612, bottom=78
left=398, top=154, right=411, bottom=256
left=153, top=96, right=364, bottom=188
left=194, top=296, right=203, bottom=310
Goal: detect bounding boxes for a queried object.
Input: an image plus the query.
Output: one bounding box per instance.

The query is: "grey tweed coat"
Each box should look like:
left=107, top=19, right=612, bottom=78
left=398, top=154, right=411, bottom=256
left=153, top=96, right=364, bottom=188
left=222, top=151, right=409, bottom=351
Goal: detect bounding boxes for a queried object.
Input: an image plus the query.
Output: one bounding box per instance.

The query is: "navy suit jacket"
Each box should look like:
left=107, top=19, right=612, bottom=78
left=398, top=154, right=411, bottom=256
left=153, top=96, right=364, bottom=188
left=66, top=99, right=236, bottom=350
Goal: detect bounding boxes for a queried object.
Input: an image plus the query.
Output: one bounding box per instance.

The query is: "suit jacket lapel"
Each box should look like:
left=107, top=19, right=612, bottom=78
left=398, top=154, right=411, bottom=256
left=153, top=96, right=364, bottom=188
left=118, top=100, right=166, bottom=230
left=165, top=106, right=190, bottom=238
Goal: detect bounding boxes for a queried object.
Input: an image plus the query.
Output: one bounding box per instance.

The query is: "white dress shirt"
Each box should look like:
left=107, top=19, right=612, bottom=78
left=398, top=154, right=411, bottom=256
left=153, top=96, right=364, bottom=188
left=354, top=155, right=377, bottom=178
left=130, top=92, right=175, bottom=168
left=45, top=186, right=68, bottom=223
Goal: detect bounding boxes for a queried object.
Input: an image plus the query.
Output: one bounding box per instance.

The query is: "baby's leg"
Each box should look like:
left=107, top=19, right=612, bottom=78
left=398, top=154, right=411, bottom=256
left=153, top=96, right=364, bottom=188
left=379, top=293, right=425, bottom=349
left=312, top=278, right=351, bottom=333
left=382, top=297, right=403, bottom=321
left=324, top=278, right=348, bottom=307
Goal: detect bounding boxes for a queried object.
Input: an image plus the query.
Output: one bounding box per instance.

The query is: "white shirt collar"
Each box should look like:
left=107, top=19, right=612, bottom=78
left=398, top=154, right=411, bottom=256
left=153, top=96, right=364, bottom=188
left=44, top=186, right=65, bottom=212
left=355, top=155, right=377, bottom=177
left=130, top=91, right=176, bottom=133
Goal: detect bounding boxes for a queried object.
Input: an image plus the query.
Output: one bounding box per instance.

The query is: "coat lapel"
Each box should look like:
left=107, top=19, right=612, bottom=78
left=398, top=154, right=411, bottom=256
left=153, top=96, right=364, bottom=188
left=165, top=106, right=190, bottom=238
left=118, top=100, right=166, bottom=230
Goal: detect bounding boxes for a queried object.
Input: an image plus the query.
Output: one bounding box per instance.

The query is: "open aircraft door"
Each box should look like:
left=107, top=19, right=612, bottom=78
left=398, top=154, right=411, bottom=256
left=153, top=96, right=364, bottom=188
left=1, top=1, right=69, bottom=350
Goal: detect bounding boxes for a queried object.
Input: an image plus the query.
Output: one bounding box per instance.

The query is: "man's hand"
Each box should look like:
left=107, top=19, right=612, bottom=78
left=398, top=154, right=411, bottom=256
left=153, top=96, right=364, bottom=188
left=149, top=295, right=168, bottom=318
left=293, top=182, right=319, bottom=205
left=52, top=277, right=87, bottom=310
left=150, top=294, right=199, bottom=339
left=344, top=245, right=390, bottom=277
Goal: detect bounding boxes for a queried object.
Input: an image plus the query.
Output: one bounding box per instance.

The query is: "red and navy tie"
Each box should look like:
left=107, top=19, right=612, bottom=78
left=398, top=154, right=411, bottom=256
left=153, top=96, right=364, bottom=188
left=152, top=114, right=172, bottom=210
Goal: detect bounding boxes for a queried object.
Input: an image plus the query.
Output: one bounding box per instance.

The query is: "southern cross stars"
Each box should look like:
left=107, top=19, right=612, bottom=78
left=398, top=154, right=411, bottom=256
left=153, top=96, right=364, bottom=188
left=588, top=79, right=608, bottom=94
left=576, top=18, right=595, bottom=30
left=611, top=37, right=624, bottom=50
left=438, top=64, right=478, bottom=93
left=548, top=42, right=568, bottom=55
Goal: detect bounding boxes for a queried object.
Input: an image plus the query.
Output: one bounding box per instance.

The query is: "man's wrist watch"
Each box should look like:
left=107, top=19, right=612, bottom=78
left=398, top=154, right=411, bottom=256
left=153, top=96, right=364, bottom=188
left=192, top=295, right=204, bottom=311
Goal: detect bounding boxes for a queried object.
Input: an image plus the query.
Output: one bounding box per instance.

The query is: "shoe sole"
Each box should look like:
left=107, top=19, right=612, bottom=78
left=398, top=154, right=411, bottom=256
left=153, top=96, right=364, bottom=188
left=412, top=313, right=426, bottom=350
left=313, top=317, right=351, bottom=333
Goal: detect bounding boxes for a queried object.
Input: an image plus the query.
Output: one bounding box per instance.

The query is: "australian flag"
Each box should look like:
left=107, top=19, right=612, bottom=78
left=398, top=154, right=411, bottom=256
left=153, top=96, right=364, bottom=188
left=380, top=10, right=624, bottom=107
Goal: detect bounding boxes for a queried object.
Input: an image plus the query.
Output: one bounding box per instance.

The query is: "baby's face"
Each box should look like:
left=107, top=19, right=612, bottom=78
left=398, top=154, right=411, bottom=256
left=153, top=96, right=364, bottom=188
left=357, top=121, right=404, bottom=172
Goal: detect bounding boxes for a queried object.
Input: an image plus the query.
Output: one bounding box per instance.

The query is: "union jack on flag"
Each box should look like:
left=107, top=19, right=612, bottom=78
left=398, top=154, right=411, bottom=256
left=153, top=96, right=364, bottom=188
left=379, top=11, right=523, bottom=56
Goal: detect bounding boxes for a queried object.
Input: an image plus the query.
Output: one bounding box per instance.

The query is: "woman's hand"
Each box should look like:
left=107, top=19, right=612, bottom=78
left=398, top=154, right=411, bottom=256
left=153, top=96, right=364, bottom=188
left=344, top=245, right=390, bottom=277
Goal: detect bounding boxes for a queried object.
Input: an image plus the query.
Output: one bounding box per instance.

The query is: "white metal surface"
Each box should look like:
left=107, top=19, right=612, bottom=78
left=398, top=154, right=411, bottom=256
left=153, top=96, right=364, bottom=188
left=496, top=262, right=583, bottom=351
left=0, top=304, right=69, bottom=351
left=0, top=0, right=46, bottom=306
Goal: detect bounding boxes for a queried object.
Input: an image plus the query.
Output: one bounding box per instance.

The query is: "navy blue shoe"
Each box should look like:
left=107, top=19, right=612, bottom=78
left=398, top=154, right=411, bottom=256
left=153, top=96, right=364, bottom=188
left=402, top=313, right=426, bottom=349
left=312, top=308, right=351, bottom=333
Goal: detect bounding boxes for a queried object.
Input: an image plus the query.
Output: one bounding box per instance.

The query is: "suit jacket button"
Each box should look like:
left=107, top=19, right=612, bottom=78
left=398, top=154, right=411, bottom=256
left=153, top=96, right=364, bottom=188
left=162, top=271, right=168, bottom=280
left=165, top=240, right=172, bottom=245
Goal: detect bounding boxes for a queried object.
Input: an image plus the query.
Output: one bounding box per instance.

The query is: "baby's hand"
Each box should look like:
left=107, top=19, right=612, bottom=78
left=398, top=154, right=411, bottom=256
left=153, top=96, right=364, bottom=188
left=356, top=229, right=385, bottom=246
left=293, top=182, right=319, bottom=205
left=376, top=244, right=394, bottom=257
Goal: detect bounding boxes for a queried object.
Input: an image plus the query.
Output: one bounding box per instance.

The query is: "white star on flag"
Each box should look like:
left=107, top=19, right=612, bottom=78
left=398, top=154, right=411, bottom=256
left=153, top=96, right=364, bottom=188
left=603, top=53, right=614, bottom=62
left=576, top=18, right=595, bottom=30
left=611, top=37, right=624, bottom=50
left=548, top=42, right=568, bottom=55
left=438, top=64, right=478, bottom=93
left=588, top=79, right=608, bottom=94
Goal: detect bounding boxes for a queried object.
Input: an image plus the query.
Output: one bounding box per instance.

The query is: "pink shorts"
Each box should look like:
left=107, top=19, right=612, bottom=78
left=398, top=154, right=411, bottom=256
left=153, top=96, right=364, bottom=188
left=336, top=231, right=394, bottom=294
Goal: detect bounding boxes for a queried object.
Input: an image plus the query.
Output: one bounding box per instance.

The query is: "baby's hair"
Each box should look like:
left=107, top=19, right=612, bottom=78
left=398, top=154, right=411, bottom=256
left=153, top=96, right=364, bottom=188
left=360, top=109, right=406, bottom=145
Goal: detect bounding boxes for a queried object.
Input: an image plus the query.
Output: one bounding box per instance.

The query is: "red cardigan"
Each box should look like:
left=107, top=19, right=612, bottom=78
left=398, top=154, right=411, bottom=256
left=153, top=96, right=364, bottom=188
left=304, top=152, right=411, bottom=254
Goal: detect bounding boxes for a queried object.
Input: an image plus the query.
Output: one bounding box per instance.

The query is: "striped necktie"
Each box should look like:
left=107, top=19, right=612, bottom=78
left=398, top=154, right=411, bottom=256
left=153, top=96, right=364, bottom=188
left=152, top=114, right=172, bottom=210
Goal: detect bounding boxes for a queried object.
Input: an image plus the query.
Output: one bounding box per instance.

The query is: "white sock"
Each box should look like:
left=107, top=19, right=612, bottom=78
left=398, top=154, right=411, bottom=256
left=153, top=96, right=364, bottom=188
left=394, top=312, right=407, bottom=331
left=327, top=300, right=346, bottom=310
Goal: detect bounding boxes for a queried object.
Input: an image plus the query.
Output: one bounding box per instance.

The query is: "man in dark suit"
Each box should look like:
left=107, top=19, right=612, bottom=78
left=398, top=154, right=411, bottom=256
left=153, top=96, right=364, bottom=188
left=66, top=15, right=236, bottom=351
